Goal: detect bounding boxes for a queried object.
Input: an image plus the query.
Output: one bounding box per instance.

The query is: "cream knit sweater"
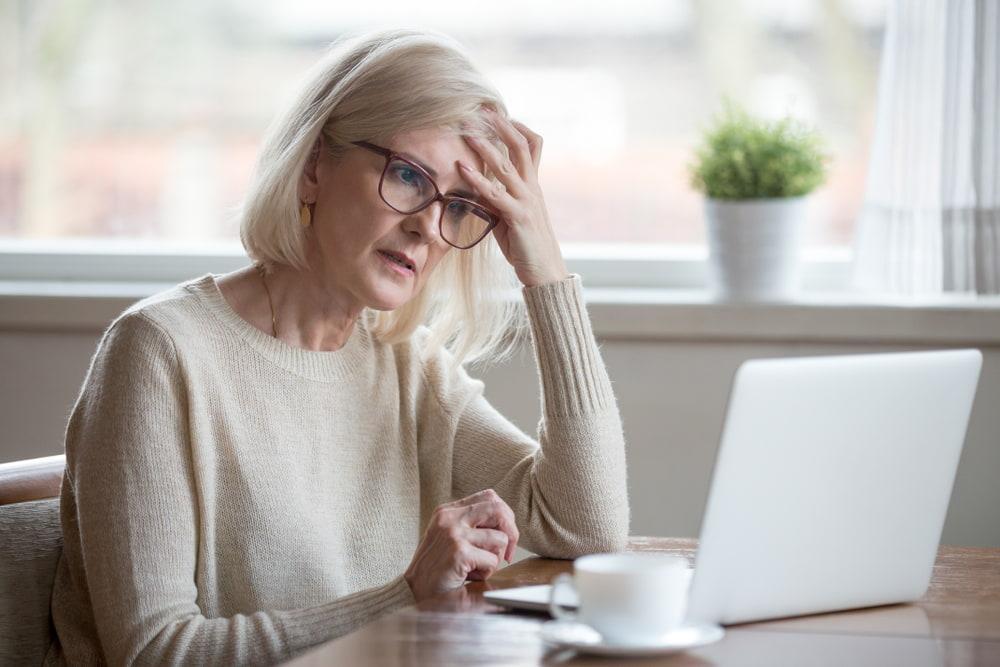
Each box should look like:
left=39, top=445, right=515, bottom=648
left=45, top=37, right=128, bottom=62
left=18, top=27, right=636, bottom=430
left=48, top=273, right=629, bottom=666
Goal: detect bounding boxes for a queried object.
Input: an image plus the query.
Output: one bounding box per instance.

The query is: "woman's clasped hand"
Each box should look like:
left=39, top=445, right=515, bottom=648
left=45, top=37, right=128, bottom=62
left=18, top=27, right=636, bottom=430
left=404, top=489, right=520, bottom=601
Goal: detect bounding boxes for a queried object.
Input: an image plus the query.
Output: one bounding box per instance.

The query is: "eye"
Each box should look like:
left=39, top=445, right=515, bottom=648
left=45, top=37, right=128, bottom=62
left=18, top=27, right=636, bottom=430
left=445, top=200, right=473, bottom=217
left=389, top=163, right=428, bottom=191
left=443, top=200, right=494, bottom=229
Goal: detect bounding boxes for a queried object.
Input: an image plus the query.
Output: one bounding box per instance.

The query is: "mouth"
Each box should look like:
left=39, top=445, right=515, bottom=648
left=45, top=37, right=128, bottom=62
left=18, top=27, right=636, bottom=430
left=377, top=249, right=417, bottom=276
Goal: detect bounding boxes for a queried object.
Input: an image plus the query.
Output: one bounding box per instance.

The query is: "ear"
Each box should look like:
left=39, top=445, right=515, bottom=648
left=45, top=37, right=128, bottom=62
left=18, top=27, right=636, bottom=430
left=297, top=136, right=323, bottom=204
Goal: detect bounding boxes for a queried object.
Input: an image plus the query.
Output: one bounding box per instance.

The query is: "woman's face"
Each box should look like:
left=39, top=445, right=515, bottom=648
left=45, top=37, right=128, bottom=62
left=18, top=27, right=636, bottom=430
left=301, top=126, right=485, bottom=312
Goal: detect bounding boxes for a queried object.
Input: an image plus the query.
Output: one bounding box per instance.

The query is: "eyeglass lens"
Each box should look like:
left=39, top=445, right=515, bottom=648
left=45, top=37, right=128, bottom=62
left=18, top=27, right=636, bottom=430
left=381, top=158, right=492, bottom=249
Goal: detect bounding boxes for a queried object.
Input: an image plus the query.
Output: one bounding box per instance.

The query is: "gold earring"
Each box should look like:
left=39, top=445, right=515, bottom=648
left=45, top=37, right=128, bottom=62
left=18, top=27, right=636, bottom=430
left=299, top=203, right=312, bottom=228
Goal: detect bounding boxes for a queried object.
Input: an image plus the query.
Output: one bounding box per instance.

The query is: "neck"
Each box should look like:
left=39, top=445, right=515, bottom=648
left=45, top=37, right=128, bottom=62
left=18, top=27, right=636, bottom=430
left=262, top=262, right=363, bottom=352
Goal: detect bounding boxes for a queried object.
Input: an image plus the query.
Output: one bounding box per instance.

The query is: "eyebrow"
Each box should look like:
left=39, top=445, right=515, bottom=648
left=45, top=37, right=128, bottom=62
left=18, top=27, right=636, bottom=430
left=398, top=151, right=438, bottom=178
left=397, top=150, right=482, bottom=203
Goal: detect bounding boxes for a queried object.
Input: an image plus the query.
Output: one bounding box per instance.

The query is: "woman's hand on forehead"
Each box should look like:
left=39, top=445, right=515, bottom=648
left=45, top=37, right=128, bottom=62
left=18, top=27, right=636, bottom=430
left=459, top=109, right=569, bottom=287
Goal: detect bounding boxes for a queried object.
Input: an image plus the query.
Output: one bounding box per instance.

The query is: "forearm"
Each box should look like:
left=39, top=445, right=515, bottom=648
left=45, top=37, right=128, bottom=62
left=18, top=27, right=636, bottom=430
left=68, top=453, right=415, bottom=666
left=120, top=576, right=413, bottom=666
left=450, top=276, right=629, bottom=558
left=519, top=275, right=629, bottom=555
left=522, top=275, right=617, bottom=418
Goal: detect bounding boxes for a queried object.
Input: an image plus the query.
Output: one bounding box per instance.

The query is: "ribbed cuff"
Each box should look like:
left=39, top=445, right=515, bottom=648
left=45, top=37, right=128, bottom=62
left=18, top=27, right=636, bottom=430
left=280, top=575, right=415, bottom=654
left=522, top=275, right=616, bottom=417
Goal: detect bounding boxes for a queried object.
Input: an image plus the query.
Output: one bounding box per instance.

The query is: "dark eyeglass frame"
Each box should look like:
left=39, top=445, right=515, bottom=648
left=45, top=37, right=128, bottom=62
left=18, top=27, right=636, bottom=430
left=352, top=141, right=499, bottom=250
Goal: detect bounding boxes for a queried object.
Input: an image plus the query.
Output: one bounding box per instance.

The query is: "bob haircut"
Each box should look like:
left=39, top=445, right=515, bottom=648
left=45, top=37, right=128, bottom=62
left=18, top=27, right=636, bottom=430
left=240, top=29, right=526, bottom=367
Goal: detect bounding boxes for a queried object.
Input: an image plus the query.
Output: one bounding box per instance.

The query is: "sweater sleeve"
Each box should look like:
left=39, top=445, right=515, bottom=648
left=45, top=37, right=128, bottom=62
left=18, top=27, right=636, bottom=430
left=443, top=275, right=630, bottom=558
left=60, top=312, right=413, bottom=666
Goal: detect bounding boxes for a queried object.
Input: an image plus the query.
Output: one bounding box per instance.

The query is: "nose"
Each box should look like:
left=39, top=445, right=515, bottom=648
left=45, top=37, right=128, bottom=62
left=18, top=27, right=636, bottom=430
left=401, top=197, right=443, bottom=245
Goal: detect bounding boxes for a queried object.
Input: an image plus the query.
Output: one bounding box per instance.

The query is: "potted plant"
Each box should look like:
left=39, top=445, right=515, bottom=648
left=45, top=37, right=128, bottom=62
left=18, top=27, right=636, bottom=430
left=690, top=102, right=828, bottom=301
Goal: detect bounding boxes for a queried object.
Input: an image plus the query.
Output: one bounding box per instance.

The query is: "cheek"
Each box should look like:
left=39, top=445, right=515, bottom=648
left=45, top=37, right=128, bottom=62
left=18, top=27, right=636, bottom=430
left=320, top=200, right=390, bottom=251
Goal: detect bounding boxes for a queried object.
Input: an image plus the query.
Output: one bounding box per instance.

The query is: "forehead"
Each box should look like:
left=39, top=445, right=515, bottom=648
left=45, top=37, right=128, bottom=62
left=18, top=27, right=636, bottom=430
left=385, top=126, right=484, bottom=180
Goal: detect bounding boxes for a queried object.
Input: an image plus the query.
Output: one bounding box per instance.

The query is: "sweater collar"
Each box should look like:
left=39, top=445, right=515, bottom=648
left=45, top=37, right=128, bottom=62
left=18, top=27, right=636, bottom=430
left=187, top=274, right=372, bottom=383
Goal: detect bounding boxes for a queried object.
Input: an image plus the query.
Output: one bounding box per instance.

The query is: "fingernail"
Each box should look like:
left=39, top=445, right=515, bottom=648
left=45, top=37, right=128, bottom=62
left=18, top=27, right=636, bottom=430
left=458, top=161, right=471, bottom=171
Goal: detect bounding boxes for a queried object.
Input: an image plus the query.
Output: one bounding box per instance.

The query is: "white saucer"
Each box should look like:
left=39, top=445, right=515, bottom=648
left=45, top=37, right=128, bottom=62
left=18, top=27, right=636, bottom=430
left=540, top=620, right=725, bottom=657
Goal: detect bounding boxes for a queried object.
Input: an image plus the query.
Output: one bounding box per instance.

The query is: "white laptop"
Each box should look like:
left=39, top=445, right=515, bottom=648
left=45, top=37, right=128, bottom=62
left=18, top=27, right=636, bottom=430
left=485, top=349, right=983, bottom=626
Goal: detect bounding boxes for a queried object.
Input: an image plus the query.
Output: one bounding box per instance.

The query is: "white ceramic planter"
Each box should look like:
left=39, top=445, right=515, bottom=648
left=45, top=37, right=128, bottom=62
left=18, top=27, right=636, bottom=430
left=704, top=196, right=807, bottom=302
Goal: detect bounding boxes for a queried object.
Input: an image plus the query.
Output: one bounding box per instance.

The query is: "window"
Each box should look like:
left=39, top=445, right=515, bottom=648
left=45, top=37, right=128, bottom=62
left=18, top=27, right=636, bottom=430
left=0, top=0, right=885, bottom=275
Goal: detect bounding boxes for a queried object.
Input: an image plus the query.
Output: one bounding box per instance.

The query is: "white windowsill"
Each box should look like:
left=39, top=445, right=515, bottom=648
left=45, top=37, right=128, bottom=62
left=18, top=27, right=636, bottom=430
left=0, top=240, right=850, bottom=289
left=3, top=280, right=999, bottom=346
left=2, top=240, right=998, bottom=345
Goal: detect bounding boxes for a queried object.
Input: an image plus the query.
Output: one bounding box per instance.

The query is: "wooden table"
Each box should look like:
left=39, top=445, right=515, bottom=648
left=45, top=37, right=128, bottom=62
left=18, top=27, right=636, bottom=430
left=288, top=537, right=1000, bottom=666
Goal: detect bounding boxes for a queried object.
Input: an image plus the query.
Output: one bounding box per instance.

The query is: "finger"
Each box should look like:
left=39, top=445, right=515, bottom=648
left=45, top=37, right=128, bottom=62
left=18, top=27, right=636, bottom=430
left=434, top=490, right=519, bottom=561
left=462, top=134, right=528, bottom=198
left=457, top=160, right=521, bottom=219
left=462, top=497, right=520, bottom=562
left=466, top=527, right=509, bottom=563
left=484, top=109, right=534, bottom=176
left=463, top=496, right=517, bottom=539
left=509, top=119, right=543, bottom=168
left=457, top=543, right=501, bottom=581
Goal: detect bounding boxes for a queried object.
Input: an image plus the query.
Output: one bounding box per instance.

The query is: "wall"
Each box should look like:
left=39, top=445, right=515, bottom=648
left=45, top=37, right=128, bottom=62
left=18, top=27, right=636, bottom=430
left=2, top=289, right=998, bottom=547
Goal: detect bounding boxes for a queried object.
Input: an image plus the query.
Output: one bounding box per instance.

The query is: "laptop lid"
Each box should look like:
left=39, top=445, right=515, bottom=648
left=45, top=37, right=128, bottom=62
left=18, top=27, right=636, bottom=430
left=686, top=349, right=982, bottom=626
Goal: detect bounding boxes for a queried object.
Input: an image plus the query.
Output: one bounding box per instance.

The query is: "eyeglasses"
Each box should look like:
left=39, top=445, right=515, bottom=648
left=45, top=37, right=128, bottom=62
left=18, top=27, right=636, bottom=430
left=353, top=141, right=499, bottom=250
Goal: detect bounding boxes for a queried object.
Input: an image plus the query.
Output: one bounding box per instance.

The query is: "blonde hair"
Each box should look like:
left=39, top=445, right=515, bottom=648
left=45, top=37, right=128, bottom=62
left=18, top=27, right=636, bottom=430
left=240, top=29, right=526, bottom=367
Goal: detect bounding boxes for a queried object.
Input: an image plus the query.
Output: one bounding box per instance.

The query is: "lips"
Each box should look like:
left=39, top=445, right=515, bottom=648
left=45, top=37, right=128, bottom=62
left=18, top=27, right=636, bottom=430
left=377, top=249, right=417, bottom=273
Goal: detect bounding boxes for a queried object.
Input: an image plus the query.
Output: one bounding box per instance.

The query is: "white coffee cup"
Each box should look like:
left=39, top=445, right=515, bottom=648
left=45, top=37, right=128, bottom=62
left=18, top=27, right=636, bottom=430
left=548, top=553, right=692, bottom=645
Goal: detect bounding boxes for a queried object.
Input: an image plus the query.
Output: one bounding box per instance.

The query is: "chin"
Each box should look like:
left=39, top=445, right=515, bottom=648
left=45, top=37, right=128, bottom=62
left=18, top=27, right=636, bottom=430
left=366, top=286, right=416, bottom=312
left=367, top=300, right=406, bottom=312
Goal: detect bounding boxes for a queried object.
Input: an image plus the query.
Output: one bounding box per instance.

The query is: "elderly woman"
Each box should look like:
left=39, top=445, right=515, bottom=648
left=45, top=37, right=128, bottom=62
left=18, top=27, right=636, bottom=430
left=49, top=29, right=629, bottom=665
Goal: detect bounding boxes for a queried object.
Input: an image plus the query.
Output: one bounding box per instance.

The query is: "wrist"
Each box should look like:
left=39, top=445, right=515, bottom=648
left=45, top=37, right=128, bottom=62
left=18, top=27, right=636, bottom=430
left=521, top=272, right=571, bottom=288
left=518, top=258, right=570, bottom=287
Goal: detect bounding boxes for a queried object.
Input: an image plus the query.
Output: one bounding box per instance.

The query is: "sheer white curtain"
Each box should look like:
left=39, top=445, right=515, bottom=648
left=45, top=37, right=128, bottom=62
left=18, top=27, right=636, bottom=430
left=854, top=0, right=999, bottom=295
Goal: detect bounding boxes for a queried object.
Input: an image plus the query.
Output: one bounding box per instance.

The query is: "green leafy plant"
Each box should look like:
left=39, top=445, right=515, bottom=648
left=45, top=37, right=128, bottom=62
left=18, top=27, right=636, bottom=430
left=690, top=102, right=828, bottom=200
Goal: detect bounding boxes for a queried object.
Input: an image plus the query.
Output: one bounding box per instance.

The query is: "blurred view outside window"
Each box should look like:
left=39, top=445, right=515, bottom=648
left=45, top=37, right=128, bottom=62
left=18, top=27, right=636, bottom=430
left=0, top=0, right=885, bottom=251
